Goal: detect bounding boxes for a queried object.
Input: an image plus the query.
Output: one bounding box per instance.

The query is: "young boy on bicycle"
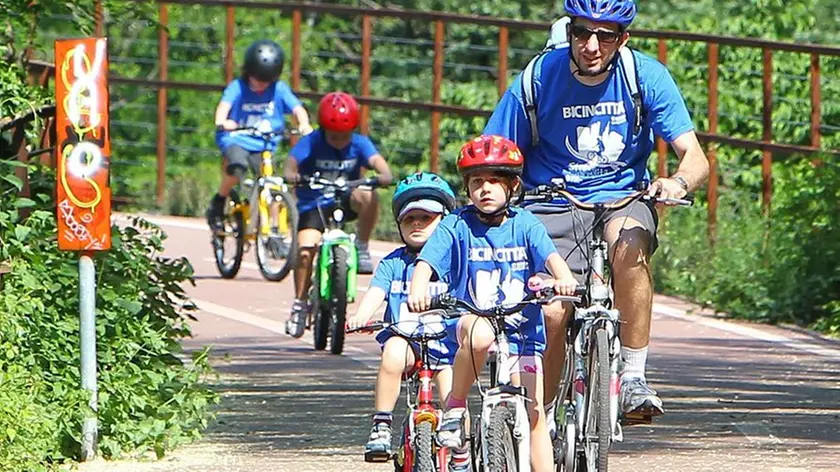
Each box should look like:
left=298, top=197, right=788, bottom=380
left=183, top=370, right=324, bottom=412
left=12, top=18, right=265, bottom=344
left=207, top=39, right=313, bottom=236
left=284, top=91, right=393, bottom=338
left=408, top=135, right=578, bottom=471
left=347, top=172, right=471, bottom=470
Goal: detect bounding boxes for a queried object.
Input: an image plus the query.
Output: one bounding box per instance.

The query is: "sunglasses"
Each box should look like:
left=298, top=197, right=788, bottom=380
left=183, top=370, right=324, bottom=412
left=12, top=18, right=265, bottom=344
left=569, top=24, right=622, bottom=44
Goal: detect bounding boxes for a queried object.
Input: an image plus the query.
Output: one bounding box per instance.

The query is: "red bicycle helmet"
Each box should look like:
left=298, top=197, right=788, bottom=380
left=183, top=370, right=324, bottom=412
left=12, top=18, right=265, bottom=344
left=457, top=135, right=524, bottom=177
left=318, top=92, right=360, bottom=132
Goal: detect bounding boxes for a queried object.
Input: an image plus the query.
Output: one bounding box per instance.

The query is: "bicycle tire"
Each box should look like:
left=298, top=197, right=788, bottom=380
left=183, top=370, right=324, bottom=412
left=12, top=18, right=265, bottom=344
left=213, top=190, right=244, bottom=279
left=414, top=421, right=435, bottom=472
left=485, top=404, right=518, bottom=472
left=255, top=187, right=299, bottom=282
left=329, top=245, right=348, bottom=355
left=585, top=327, right=611, bottom=472
left=312, top=260, right=329, bottom=351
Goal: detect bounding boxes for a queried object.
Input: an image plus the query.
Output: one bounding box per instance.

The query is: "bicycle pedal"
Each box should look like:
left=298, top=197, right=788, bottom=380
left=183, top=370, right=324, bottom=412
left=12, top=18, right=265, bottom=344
left=364, top=451, right=392, bottom=463
left=621, top=412, right=653, bottom=426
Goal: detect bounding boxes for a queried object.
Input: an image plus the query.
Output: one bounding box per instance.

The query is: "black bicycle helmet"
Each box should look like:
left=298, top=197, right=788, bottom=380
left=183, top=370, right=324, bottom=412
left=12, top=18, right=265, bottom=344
left=243, top=40, right=285, bottom=82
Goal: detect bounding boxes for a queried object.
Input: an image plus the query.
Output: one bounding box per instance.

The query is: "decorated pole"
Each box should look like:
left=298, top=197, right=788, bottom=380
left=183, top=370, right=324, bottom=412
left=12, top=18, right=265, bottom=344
left=54, top=37, right=112, bottom=461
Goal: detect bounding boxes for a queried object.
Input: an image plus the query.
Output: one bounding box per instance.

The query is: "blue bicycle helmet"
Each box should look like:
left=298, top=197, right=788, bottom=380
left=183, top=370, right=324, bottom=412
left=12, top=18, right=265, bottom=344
left=392, top=172, right=457, bottom=221
left=564, top=0, right=637, bottom=29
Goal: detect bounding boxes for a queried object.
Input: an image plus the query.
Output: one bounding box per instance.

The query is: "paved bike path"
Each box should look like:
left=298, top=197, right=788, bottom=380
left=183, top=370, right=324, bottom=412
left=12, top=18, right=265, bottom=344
left=79, top=214, right=840, bottom=472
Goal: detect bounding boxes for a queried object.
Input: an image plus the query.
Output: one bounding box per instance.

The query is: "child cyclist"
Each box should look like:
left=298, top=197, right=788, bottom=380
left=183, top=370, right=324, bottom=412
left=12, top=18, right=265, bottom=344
left=284, top=91, right=394, bottom=338
left=207, top=39, right=313, bottom=236
left=407, top=135, right=578, bottom=471
left=346, top=172, right=471, bottom=471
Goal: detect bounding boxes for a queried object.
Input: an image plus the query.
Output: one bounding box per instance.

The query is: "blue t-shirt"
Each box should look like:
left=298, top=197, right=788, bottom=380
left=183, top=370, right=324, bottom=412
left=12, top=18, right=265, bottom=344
left=290, top=129, right=379, bottom=212
left=418, top=207, right=558, bottom=355
left=484, top=48, right=694, bottom=204
left=215, top=78, right=302, bottom=152
left=370, top=247, right=458, bottom=365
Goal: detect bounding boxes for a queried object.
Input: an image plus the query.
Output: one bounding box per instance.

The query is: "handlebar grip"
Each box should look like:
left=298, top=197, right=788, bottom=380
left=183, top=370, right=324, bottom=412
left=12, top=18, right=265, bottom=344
left=575, top=285, right=587, bottom=296
left=346, top=321, right=384, bottom=334
left=429, top=293, right=454, bottom=310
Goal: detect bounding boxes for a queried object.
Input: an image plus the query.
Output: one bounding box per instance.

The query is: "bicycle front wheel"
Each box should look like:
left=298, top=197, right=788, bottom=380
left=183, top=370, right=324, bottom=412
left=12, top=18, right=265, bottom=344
left=414, top=420, right=436, bottom=472
left=329, top=245, right=348, bottom=355
left=584, top=326, right=611, bottom=472
left=212, top=190, right=244, bottom=279
left=485, top=404, right=518, bottom=472
left=254, top=186, right=298, bottom=282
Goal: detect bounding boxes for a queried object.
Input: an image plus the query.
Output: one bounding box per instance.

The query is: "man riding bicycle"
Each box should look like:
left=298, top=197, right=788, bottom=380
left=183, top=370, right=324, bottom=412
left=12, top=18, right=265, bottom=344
left=483, top=0, right=709, bottom=426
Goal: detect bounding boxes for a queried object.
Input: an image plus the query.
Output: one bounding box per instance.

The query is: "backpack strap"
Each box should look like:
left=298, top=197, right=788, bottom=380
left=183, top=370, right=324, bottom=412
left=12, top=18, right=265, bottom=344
left=618, top=47, right=643, bottom=136
left=521, top=54, right=542, bottom=146
left=521, top=17, right=571, bottom=146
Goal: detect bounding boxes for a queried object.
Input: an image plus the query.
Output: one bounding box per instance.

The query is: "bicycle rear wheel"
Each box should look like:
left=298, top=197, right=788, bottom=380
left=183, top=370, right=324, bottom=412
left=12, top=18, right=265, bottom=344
left=329, top=245, right=348, bottom=355
left=584, top=327, right=611, bottom=472
left=255, top=187, right=298, bottom=281
left=485, top=404, right=518, bottom=472
left=212, top=190, right=244, bottom=279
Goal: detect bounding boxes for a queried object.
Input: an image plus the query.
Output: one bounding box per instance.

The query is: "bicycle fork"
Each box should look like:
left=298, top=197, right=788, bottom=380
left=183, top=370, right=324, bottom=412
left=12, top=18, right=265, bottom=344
left=480, top=331, right=531, bottom=472
left=573, top=310, right=623, bottom=443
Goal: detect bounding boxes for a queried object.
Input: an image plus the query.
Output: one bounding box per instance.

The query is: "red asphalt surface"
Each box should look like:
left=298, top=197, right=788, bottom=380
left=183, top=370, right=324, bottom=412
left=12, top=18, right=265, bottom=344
left=131, top=213, right=840, bottom=472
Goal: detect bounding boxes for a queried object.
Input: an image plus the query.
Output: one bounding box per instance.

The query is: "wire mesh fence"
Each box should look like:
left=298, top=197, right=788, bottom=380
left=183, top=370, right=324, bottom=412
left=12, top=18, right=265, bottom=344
left=31, top=1, right=840, bottom=216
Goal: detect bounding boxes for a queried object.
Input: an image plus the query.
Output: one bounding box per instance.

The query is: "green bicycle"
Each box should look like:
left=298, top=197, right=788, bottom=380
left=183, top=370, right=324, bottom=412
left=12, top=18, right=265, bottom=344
left=298, top=174, right=382, bottom=355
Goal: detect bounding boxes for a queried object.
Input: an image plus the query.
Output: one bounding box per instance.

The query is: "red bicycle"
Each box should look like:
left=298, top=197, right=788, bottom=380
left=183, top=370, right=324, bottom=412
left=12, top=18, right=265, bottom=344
left=347, top=316, right=452, bottom=472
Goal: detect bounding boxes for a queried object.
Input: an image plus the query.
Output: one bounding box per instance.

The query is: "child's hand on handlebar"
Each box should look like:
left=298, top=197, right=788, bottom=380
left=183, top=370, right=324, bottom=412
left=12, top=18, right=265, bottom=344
left=218, top=119, right=238, bottom=131
left=347, top=313, right=375, bottom=332
left=299, top=123, right=314, bottom=135
left=553, top=274, right=579, bottom=297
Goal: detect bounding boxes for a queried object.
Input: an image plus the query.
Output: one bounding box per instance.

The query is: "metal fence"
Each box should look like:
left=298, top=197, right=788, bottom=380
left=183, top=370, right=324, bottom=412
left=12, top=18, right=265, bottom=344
left=24, top=0, right=840, bottom=235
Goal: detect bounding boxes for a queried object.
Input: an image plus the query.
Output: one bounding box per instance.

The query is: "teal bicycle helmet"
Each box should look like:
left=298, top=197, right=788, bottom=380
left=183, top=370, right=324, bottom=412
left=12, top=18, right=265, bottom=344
left=392, top=172, right=457, bottom=222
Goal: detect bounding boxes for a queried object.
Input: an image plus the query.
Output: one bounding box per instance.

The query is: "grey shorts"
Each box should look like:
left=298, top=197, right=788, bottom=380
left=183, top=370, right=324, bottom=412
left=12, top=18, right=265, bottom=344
left=531, top=200, right=659, bottom=277
left=223, top=145, right=262, bottom=175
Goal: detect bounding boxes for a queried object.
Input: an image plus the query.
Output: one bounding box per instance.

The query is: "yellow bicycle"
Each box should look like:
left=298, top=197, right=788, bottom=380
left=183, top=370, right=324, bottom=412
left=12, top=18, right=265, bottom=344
left=212, top=125, right=299, bottom=282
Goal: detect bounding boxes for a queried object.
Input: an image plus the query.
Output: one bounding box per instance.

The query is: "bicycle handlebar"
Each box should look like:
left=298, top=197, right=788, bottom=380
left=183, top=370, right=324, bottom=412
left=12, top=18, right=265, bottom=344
left=227, top=126, right=301, bottom=140
left=296, top=174, right=383, bottom=191
left=429, top=288, right=581, bottom=319
left=519, top=183, right=694, bottom=210
left=345, top=317, right=450, bottom=341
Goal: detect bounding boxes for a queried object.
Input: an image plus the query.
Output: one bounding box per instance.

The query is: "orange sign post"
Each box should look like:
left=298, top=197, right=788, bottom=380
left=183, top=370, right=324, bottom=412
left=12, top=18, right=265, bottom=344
left=55, top=37, right=111, bottom=251
left=55, top=37, right=111, bottom=462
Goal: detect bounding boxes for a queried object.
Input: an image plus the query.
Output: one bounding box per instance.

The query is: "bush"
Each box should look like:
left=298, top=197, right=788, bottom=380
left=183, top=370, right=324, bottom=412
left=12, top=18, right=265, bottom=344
left=0, top=160, right=218, bottom=468
left=653, top=157, right=840, bottom=333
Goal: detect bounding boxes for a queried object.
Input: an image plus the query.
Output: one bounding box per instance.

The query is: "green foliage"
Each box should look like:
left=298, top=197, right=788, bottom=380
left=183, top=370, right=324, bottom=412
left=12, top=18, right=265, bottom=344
left=5, top=0, right=840, bottom=336
left=653, top=157, right=840, bottom=332
left=0, top=160, right=218, bottom=467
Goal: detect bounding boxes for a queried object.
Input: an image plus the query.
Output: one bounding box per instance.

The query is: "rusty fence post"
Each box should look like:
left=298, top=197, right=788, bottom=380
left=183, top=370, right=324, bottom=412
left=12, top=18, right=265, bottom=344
left=94, top=0, right=103, bottom=37
left=707, top=43, right=719, bottom=243
left=810, top=53, right=821, bottom=152
left=157, top=3, right=169, bottom=207
left=291, top=10, right=301, bottom=91
left=656, top=39, right=668, bottom=178
left=289, top=9, right=302, bottom=146
left=761, top=48, right=773, bottom=215
left=225, top=5, right=235, bottom=82
left=430, top=19, right=445, bottom=174
left=360, top=15, right=372, bottom=135
left=497, top=26, right=509, bottom=98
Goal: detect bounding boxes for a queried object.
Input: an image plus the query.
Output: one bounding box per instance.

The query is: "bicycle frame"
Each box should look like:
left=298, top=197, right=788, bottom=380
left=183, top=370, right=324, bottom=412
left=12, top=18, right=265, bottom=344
left=400, top=338, right=449, bottom=471
left=520, top=183, right=693, bottom=470
left=347, top=319, right=449, bottom=470
left=230, top=150, right=292, bottom=245
left=479, top=318, right=532, bottom=472
left=430, top=290, right=580, bottom=472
